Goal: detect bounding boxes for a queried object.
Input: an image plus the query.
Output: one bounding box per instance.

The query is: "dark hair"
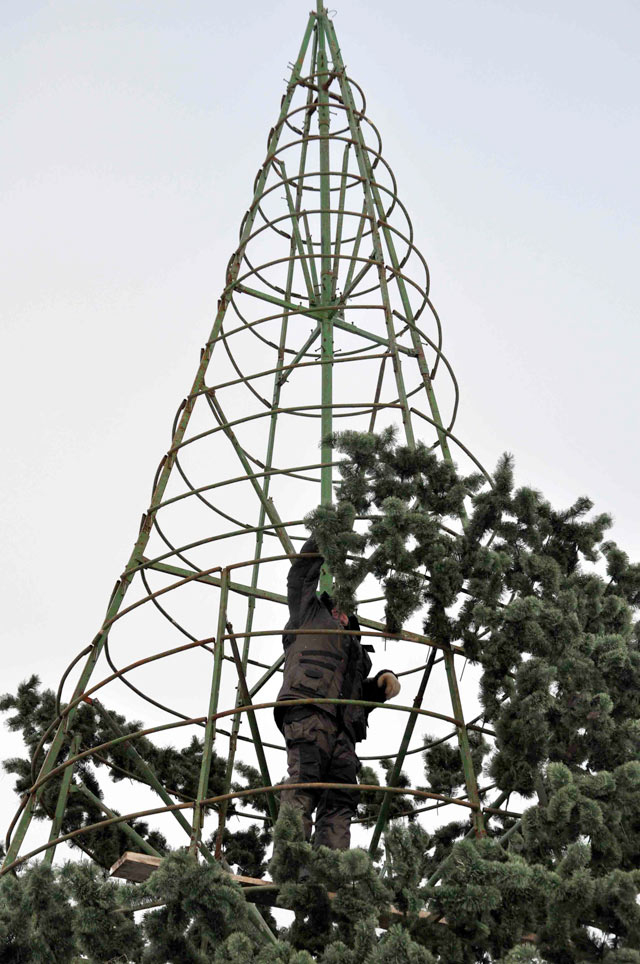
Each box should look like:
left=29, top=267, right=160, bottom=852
left=319, top=590, right=335, bottom=612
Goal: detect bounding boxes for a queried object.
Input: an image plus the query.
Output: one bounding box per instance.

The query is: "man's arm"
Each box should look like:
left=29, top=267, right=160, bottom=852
left=287, top=536, right=323, bottom=626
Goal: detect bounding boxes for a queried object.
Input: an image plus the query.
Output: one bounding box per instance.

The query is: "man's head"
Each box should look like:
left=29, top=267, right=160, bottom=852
left=320, top=591, right=349, bottom=627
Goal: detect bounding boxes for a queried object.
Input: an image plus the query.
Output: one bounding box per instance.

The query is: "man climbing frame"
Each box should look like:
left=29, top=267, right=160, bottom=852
left=274, top=536, right=401, bottom=849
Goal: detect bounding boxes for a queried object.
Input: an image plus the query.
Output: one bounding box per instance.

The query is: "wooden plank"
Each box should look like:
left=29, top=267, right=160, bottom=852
left=110, top=851, right=162, bottom=882
left=109, top=852, right=274, bottom=888
left=109, top=852, right=448, bottom=929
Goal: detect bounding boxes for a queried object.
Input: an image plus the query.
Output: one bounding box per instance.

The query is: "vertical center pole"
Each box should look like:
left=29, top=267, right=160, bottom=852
left=317, top=3, right=334, bottom=595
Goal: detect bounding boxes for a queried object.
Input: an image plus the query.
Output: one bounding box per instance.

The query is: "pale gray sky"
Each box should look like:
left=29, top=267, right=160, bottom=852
left=2, top=0, right=639, bottom=850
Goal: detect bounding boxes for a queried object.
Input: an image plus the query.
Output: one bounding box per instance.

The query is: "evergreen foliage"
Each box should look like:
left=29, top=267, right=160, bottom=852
left=210, top=823, right=271, bottom=879
left=0, top=863, right=76, bottom=963
left=357, top=760, right=416, bottom=829
left=140, top=851, right=253, bottom=962
left=59, top=861, right=145, bottom=961
left=423, top=730, right=488, bottom=799
left=304, top=428, right=640, bottom=960
left=2, top=427, right=639, bottom=960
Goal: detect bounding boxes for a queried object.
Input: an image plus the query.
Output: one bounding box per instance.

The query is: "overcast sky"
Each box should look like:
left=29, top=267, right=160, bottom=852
left=1, top=0, right=639, bottom=843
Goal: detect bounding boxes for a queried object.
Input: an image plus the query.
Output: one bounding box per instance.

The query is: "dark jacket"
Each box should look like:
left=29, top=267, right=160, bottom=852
left=275, top=537, right=392, bottom=742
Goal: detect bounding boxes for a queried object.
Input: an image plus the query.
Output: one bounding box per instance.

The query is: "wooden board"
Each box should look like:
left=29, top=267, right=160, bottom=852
left=110, top=852, right=162, bottom=882
left=109, top=851, right=279, bottom=888
left=109, top=851, right=443, bottom=928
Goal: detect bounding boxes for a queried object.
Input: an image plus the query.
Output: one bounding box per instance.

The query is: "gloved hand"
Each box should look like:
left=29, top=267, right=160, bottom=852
left=377, top=672, right=401, bottom=699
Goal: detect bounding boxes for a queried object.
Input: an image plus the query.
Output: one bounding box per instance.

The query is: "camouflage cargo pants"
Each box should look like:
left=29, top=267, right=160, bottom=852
left=280, top=709, right=360, bottom=849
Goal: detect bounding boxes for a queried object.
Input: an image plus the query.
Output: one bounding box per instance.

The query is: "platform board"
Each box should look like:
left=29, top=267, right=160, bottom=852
left=110, top=851, right=266, bottom=889
left=109, top=851, right=438, bottom=928
left=110, top=852, right=162, bottom=883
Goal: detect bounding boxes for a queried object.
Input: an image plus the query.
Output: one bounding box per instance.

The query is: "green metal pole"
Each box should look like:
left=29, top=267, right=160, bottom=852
left=279, top=168, right=318, bottom=305
left=332, top=315, right=414, bottom=354
left=426, top=790, right=508, bottom=889
left=322, top=18, right=416, bottom=450
left=233, top=284, right=415, bottom=355
left=277, top=324, right=321, bottom=387
left=301, top=212, right=321, bottom=298
left=442, top=645, right=485, bottom=836
left=249, top=653, right=286, bottom=698
left=368, top=648, right=437, bottom=855
left=331, top=143, right=351, bottom=301
left=498, top=818, right=522, bottom=846
left=91, top=699, right=213, bottom=861
left=71, top=783, right=162, bottom=858
left=227, top=634, right=278, bottom=824
left=341, top=201, right=368, bottom=297
left=275, top=59, right=319, bottom=309
left=317, top=5, right=335, bottom=596
left=207, top=394, right=294, bottom=558
left=233, top=283, right=324, bottom=322
left=190, top=569, right=230, bottom=853
left=42, top=732, right=81, bottom=867
left=326, top=17, right=454, bottom=464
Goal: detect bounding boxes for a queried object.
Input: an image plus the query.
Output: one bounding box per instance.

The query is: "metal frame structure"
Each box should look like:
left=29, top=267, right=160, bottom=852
left=2, top=3, right=520, bottom=906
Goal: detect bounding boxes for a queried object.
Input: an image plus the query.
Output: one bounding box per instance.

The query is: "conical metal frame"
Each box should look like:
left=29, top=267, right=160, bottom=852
left=2, top=3, right=513, bottom=882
